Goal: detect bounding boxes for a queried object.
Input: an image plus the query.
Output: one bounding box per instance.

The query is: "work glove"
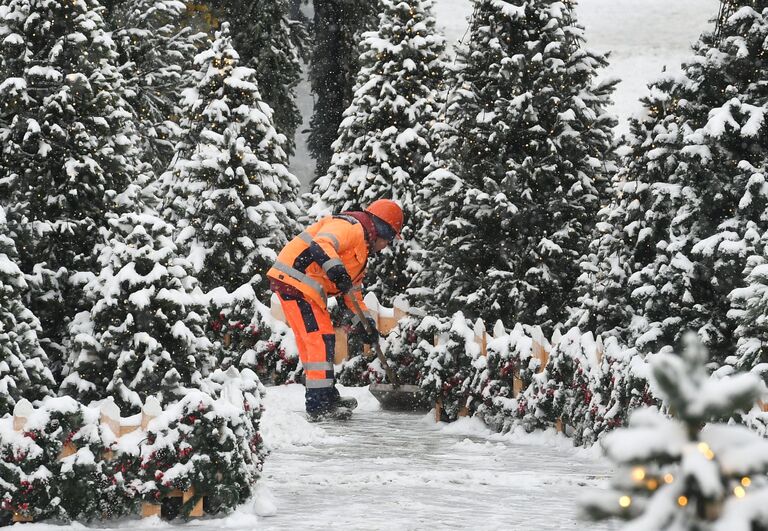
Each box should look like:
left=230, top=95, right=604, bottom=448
left=353, top=316, right=379, bottom=344
left=326, top=263, right=353, bottom=294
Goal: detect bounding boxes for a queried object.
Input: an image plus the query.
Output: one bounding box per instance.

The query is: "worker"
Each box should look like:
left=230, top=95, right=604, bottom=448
left=267, top=199, right=404, bottom=421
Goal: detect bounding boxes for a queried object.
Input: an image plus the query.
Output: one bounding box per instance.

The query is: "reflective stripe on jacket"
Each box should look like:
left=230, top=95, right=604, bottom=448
left=267, top=216, right=370, bottom=313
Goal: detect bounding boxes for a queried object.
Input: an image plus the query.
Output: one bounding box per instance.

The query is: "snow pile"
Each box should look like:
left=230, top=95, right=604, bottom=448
left=259, top=384, right=378, bottom=450
left=260, top=383, right=337, bottom=450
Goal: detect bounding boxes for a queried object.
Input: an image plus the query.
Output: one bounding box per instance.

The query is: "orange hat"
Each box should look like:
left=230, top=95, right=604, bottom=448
left=365, top=199, right=404, bottom=240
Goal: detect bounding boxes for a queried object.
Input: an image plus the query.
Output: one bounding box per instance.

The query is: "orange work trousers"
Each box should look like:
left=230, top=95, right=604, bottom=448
left=276, top=292, right=338, bottom=413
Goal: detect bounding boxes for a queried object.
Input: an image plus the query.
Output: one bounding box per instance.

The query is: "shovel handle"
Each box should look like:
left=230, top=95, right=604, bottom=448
left=348, top=295, right=400, bottom=387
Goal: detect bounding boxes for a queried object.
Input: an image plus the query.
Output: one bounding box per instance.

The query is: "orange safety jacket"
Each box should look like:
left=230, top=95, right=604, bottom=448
left=267, top=214, right=374, bottom=316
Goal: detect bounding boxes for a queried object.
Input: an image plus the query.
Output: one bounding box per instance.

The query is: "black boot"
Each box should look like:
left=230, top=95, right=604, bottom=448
left=332, top=386, right=358, bottom=410
left=306, top=386, right=354, bottom=421
left=307, top=404, right=353, bottom=422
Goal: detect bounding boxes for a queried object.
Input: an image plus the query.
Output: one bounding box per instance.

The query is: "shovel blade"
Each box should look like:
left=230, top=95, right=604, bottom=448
left=368, top=382, right=430, bottom=412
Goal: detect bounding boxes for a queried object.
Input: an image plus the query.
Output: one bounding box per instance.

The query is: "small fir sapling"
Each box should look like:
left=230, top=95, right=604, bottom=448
left=139, top=388, right=264, bottom=517
left=589, top=338, right=656, bottom=440
left=421, top=312, right=479, bottom=422
left=206, top=285, right=303, bottom=386
left=0, top=398, right=132, bottom=522
left=581, top=333, right=768, bottom=530
left=382, top=315, right=434, bottom=386
left=471, top=322, right=537, bottom=433
left=162, top=23, right=301, bottom=300
left=0, top=0, right=143, bottom=373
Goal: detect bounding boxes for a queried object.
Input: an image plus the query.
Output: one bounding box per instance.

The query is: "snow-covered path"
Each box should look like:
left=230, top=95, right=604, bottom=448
left=256, top=385, right=619, bottom=530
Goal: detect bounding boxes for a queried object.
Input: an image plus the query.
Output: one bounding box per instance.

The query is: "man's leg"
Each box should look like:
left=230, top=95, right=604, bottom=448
left=277, top=293, right=339, bottom=416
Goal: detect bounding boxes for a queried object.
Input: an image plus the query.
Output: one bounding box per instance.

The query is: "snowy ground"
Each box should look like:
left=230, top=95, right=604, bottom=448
left=17, top=385, right=620, bottom=530
left=256, top=385, right=619, bottom=530
left=290, top=0, right=717, bottom=188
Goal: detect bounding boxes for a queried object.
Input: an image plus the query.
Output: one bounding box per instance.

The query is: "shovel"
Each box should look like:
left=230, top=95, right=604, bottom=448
left=348, top=296, right=429, bottom=412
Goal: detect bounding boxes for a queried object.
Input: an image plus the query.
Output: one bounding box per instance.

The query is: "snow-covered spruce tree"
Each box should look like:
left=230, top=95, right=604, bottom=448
left=608, top=2, right=768, bottom=357
left=310, top=0, right=446, bottom=300
left=106, top=0, right=207, bottom=172
left=0, top=0, right=141, bottom=375
left=60, top=212, right=215, bottom=414
left=0, top=207, right=55, bottom=417
left=404, top=161, right=464, bottom=311
left=566, top=199, right=636, bottom=341
left=582, top=334, right=768, bottom=530
left=162, top=23, right=301, bottom=299
left=422, top=0, right=617, bottom=330
left=307, top=0, right=379, bottom=177
left=222, top=0, right=308, bottom=157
